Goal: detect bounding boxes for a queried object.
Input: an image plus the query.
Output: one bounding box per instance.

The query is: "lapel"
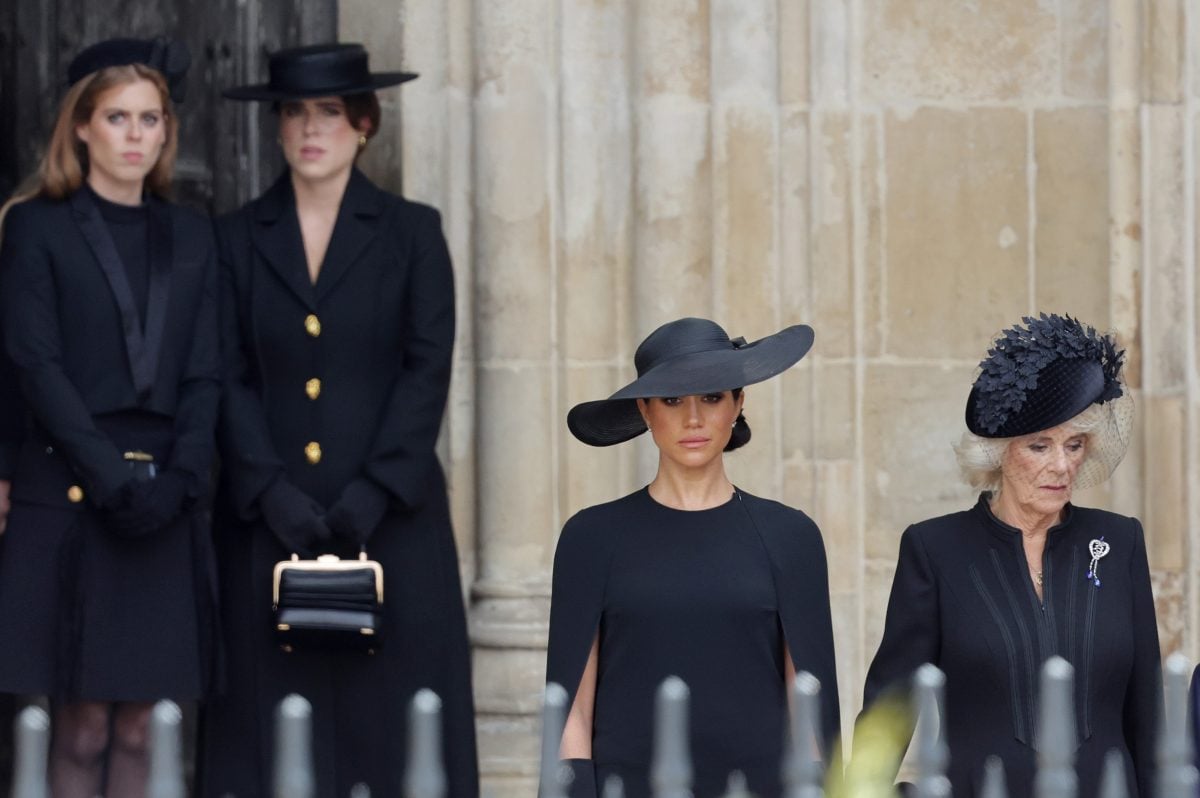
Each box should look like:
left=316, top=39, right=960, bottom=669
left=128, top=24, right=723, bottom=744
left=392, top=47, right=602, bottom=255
left=69, top=188, right=169, bottom=399
left=142, top=197, right=174, bottom=396
left=313, top=168, right=385, bottom=302
left=251, top=175, right=317, bottom=311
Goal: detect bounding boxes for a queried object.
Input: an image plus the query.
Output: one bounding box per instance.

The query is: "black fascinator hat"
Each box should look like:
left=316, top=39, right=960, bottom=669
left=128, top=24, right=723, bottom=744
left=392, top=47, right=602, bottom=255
left=567, top=317, right=814, bottom=447
left=966, top=313, right=1125, bottom=438
left=68, top=37, right=191, bottom=103
left=223, top=43, right=417, bottom=101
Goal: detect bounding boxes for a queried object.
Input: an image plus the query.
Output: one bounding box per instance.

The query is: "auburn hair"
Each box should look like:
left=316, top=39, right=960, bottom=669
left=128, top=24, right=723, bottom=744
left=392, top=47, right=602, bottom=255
left=0, top=64, right=177, bottom=230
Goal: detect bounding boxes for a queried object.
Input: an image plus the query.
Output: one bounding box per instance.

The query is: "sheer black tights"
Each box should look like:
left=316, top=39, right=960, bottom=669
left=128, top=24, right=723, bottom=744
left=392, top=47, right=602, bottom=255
left=50, top=701, right=152, bottom=798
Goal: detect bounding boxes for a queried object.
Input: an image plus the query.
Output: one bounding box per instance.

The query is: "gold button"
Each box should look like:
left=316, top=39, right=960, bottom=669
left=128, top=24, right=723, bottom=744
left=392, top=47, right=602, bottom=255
left=304, top=314, right=321, bottom=337
left=304, top=442, right=322, bottom=464
left=305, top=378, right=321, bottom=400
left=67, top=485, right=84, bottom=503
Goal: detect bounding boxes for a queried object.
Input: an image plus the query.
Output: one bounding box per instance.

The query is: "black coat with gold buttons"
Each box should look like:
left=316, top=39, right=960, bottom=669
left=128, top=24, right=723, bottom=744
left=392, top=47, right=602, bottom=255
left=200, top=169, right=478, bottom=798
left=216, top=169, right=456, bottom=514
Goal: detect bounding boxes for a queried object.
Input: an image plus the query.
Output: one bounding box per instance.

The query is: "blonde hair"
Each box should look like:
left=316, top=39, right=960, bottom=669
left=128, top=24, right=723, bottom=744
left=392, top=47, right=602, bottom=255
left=953, top=402, right=1109, bottom=494
left=0, top=64, right=177, bottom=231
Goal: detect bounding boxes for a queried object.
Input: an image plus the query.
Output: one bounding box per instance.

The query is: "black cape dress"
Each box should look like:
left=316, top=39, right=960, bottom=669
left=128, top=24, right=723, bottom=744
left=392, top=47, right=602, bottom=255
left=862, top=494, right=1161, bottom=797
left=545, top=487, right=840, bottom=798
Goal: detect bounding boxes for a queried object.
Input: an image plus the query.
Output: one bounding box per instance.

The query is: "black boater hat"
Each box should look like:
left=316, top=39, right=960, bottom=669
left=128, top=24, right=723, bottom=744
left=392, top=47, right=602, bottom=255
left=567, top=317, right=814, bottom=447
left=223, top=43, right=417, bottom=101
left=966, top=313, right=1125, bottom=438
left=67, top=37, right=191, bottom=103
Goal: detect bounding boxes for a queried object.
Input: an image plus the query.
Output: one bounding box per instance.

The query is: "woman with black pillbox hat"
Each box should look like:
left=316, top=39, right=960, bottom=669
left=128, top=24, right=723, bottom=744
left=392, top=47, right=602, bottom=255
left=544, top=317, right=841, bottom=797
left=859, top=313, right=1160, bottom=796
left=0, top=36, right=220, bottom=797
left=199, top=43, right=478, bottom=796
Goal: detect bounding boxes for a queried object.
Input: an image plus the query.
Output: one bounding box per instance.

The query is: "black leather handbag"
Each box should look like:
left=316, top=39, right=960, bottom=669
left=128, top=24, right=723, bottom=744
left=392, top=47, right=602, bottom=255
left=272, top=552, right=384, bottom=654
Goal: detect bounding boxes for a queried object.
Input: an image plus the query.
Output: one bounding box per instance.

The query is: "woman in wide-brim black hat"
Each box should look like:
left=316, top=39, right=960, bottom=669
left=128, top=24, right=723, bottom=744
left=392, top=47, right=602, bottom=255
left=545, top=317, right=841, bottom=798
left=0, top=36, right=221, bottom=797
left=860, top=313, right=1159, bottom=797
left=199, top=43, right=478, bottom=797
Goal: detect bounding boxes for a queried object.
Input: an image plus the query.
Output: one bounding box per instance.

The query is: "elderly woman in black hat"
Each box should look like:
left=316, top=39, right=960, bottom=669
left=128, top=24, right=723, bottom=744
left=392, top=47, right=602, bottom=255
left=545, top=317, right=841, bottom=798
left=861, top=314, right=1160, bottom=796
left=200, top=44, right=477, bottom=796
left=0, top=37, right=218, bottom=797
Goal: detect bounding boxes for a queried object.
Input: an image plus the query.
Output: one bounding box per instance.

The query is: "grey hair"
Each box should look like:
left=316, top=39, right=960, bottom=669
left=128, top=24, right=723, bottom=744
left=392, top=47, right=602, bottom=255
left=953, top=403, right=1109, bottom=494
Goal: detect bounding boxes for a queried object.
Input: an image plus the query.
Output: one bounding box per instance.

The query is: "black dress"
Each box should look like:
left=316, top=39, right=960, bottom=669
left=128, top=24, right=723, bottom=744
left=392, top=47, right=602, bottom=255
left=199, top=170, right=478, bottom=798
left=862, top=494, right=1161, bottom=797
left=546, top=487, right=840, bottom=798
left=0, top=188, right=221, bottom=700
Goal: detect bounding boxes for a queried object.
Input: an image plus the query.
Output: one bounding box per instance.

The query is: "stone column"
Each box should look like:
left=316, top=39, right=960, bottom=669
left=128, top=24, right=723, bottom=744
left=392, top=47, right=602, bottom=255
left=469, top=2, right=557, bottom=793
left=560, top=0, right=636, bottom=516
left=805, top=0, right=871, bottom=747
left=631, top=0, right=713, bottom=481
left=710, top=0, right=782, bottom=496
left=1137, top=0, right=1191, bottom=655
left=1107, top=0, right=1144, bottom=524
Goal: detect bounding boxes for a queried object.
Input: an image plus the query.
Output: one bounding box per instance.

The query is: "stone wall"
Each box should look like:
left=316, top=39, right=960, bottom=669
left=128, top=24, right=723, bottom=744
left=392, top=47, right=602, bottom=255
left=340, top=1, right=1200, bottom=793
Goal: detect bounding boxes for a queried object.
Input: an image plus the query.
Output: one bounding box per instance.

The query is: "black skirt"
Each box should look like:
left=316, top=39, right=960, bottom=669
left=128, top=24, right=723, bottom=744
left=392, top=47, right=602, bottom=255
left=0, top=415, right=220, bottom=701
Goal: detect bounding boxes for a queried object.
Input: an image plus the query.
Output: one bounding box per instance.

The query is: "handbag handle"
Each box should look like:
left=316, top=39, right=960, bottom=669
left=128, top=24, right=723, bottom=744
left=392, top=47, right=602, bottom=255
left=289, top=547, right=370, bottom=562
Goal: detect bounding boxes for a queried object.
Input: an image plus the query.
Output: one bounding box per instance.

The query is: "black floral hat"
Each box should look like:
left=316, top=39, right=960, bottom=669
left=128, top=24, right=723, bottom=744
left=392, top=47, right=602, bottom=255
left=567, top=317, right=814, bottom=447
left=966, top=313, right=1125, bottom=438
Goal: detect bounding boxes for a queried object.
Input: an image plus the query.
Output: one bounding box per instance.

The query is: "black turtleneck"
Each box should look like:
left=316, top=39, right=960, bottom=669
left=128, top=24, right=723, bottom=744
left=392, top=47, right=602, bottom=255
left=86, top=184, right=149, bottom=324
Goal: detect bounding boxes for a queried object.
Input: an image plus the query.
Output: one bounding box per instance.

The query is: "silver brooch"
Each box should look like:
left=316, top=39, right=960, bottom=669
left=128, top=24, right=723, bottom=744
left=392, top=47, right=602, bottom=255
left=1087, top=537, right=1110, bottom=587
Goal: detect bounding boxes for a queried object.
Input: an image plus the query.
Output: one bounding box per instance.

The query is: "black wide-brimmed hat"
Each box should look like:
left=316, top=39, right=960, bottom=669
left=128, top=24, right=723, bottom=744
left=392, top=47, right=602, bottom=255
left=966, top=313, right=1125, bottom=438
left=68, top=37, right=191, bottom=103
left=567, top=317, right=814, bottom=447
left=223, top=43, right=417, bottom=101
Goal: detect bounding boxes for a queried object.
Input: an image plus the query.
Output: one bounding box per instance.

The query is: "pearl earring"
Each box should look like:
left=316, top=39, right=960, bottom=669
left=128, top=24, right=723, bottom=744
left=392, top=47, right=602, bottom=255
left=358, top=134, right=368, bottom=148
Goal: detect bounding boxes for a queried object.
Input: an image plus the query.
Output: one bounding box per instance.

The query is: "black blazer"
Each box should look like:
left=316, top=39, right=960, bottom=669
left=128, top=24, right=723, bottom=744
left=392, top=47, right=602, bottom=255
left=217, top=168, right=454, bottom=514
left=862, top=494, right=1161, bottom=797
left=0, top=334, right=23, bottom=478
left=0, top=191, right=219, bottom=505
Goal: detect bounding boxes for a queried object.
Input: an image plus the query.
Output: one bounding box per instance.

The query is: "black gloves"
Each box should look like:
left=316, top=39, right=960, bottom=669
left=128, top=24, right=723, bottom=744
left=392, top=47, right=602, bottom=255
left=325, top=477, right=390, bottom=546
left=260, top=478, right=331, bottom=556
left=103, top=470, right=192, bottom=538
left=562, top=760, right=597, bottom=798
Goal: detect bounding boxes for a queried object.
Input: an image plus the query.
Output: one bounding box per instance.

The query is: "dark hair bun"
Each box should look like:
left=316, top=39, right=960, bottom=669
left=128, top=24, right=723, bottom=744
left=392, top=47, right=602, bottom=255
left=724, top=412, right=751, bottom=452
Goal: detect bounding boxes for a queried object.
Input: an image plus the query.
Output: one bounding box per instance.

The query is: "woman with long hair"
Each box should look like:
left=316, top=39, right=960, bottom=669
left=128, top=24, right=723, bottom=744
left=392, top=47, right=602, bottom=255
left=0, top=38, right=219, bottom=797
left=200, top=43, right=478, bottom=796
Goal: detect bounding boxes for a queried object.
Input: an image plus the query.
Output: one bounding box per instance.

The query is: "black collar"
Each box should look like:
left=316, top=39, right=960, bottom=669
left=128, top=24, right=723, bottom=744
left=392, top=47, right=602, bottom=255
left=974, top=492, right=1075, bottom=546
